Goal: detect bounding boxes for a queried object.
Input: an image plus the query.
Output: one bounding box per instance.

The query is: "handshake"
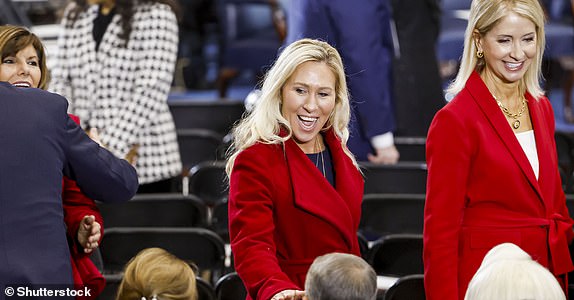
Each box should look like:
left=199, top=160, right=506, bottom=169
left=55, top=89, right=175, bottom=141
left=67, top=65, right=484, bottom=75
left=86, top=127, right=139, bottom=165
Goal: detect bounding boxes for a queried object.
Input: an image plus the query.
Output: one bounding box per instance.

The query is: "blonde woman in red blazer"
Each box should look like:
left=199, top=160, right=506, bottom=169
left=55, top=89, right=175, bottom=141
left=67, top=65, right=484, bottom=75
left=226, top=39, right=364, bottom=300
left=424, top=0, right=574, bottom=299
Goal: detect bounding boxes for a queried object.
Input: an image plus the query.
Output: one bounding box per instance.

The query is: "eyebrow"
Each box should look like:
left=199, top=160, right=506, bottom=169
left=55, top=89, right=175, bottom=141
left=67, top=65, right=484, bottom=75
left=496, top=32, right=535, bottom=38
left=292, top=81, right=334, bottom=90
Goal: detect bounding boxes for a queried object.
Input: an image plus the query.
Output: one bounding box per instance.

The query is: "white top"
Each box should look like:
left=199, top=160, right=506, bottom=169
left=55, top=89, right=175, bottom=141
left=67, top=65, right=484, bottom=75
left=515, top=130, right=539, bottom=179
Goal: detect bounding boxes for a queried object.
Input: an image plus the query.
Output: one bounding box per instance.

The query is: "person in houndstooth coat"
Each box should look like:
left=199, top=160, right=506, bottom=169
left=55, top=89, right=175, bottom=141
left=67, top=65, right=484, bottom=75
left=50, top=0, right=182, bottom=191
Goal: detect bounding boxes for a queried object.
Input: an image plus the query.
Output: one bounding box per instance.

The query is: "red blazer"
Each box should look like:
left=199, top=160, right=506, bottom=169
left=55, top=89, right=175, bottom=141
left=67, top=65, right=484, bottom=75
left=424, top=71, right=574, bottom=300
left=65, top=115, right=105, bottom=299
left=229, top=129, right=364, bottom=300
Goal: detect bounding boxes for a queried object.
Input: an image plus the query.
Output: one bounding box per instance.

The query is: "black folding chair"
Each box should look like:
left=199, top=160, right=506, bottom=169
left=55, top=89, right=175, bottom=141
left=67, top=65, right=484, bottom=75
left=368, top=234, right=423, bottom=277
left=186, top=160, right=228, bottom=206
left=100, top=227, right=226, bottom=284
left=360, top=162, right=427, bottom=194
left=215, top=272, right=247, bottom=300
left=97, top=193, right=208, bottom=228
left=359, top=193, right=425, bottom=241
left=383, top=274, right=425, bottom=300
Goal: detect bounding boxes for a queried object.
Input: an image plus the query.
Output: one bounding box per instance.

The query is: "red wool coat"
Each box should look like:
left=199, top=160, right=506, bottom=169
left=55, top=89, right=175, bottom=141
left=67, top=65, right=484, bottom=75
left=229, top=129, right=364, bottom=300
left=424, top=71, right=574, bottom=300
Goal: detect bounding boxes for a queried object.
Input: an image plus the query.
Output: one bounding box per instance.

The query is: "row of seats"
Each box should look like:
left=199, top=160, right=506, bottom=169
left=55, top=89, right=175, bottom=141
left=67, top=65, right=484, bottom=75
left=177, top=131, right=574, bottom=201
left=94, top=228, right=423, bottom=300
left=168, top=100, right=429, bottom=188
left=180, top=160, right=429, bottom=203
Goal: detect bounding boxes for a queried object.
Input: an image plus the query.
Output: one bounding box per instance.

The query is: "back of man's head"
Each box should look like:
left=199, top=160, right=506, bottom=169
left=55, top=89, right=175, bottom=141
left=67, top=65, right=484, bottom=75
left=305, top=253, right=377, bottom=300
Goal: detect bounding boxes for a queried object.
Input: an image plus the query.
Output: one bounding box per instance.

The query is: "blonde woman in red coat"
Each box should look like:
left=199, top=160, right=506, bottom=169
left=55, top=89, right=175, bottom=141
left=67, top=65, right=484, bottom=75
left=424, top=0, right=574, bottom=299
left=226, top=39, right=364, bottom=300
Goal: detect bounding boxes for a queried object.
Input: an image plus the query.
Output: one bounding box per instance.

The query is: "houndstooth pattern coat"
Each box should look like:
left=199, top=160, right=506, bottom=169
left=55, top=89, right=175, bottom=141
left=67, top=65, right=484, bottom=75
left=50, top=2, right=182, bottom=184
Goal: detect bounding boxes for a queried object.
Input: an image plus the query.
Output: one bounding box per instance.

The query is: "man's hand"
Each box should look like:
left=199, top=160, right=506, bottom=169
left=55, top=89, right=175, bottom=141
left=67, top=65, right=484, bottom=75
left=77, top=215, right=101, bottom=253
left=367, top=144, right=400, bottom=164
left=271, top=290, right=306, bottom=300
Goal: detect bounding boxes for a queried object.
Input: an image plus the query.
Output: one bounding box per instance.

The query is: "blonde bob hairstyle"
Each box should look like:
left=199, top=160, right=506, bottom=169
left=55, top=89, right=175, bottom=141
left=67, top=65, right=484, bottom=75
left=0, top=25, right=50, bottom=89
left=226, top=38, right=357, bottom=176
left=116, top=248, right=198, bottom=300
left=447, top=0, right=546, bottom=98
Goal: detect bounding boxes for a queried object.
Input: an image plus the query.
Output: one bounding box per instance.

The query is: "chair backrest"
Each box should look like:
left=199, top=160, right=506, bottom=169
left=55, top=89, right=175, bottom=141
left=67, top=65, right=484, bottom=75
left=361, top=162, right=427, bottom=194
left=168, top=100, right=245, bottom=134
left=100, top=227, right=226, bottom=283
left=359, top=194, right=425, bottom=241
left=188, top=161, right=229, bottom=206
left=217, top=0, right=282, bottom=69
left=441, top=0, right=471, bottom=13
left=97, top=273, right=123, bottom=300
left=368, top=234, right=423, bottom=277
left=357, top=232, right=370, bottom=259
left=177, top=128, right=225, bottom=173
left=394, top=137, right=426, bottom=162
left=383, top=274, right=425, bottom=300
left=97, top=193, right=208, bottom=228
left=215, top=272, right=247, bottom=300
left=197, top=277, right=217, bottom=300
left=211, top=197, right=230, bottom=242
left=566, top=194, right=574, bottom=220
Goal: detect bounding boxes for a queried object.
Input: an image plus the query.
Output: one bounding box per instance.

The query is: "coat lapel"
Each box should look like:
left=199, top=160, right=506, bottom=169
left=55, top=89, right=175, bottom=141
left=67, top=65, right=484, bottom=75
left=284, top=130, right=362, bottom=250
left=528, top=95, right=555, bottom=206
left=466, top=71, right=543, bottom=200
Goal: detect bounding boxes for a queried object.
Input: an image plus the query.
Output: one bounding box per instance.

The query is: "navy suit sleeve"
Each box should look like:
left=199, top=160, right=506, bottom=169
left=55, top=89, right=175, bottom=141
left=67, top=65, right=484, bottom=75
left=61, top=109, right=138, bottom=203
left=286, top=0, right=395, bottom=137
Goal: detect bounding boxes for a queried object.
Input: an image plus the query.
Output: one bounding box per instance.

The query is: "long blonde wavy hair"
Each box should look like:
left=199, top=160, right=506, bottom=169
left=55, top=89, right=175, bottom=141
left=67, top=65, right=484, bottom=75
left=446, top=0, right=546, bottom=98
left=226, top=38, right=358, bottom=176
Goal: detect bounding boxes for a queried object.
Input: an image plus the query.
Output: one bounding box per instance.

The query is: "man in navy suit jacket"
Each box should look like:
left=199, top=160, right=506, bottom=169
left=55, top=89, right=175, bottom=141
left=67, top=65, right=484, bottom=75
left=0, top=82, right=138, bottom=292
left=284, top=0, right=399, bottom=163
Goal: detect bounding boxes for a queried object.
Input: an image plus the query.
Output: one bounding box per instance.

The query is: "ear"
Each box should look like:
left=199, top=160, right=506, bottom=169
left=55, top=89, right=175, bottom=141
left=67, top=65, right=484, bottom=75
left=473, top=29, right=482, bottom=52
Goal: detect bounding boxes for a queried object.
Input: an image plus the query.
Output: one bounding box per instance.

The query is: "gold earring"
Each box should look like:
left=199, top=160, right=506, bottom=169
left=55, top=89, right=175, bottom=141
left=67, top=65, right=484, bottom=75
left=476, top=50, right=484, bottom=58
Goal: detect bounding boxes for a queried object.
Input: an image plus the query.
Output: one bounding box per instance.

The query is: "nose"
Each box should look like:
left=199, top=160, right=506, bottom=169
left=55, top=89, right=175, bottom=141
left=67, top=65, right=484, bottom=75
left=303, top=93, right=318, bottom=112
left=17, top=62, right=31, bottom=76
left=509, top=41, right=526, bottom=60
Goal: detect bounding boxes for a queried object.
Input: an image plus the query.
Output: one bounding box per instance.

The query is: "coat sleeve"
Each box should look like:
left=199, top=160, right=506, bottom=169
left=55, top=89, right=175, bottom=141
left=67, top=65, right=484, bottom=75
left=99, top=5, right=178, bottom=156
left=326, top=0, right=395, bottom=137
left=64, top=112, right=104, bottom=256
left=287, top=0, right=395, bottom=137
left=424, top=106, right=473, bottom=300
left=61, top=103, right=138, bottom=203
left=229, top=147, right=299, bottom=300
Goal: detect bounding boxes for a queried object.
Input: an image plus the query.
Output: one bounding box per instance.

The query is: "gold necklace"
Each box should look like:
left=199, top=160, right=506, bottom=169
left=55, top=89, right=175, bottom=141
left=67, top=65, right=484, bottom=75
left=495, top=95, right=526, bottom=129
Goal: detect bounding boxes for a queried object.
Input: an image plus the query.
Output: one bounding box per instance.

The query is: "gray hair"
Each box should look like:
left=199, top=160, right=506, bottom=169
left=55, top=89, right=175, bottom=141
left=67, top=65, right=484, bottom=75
left=305, top=253, right=377, bottom=300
